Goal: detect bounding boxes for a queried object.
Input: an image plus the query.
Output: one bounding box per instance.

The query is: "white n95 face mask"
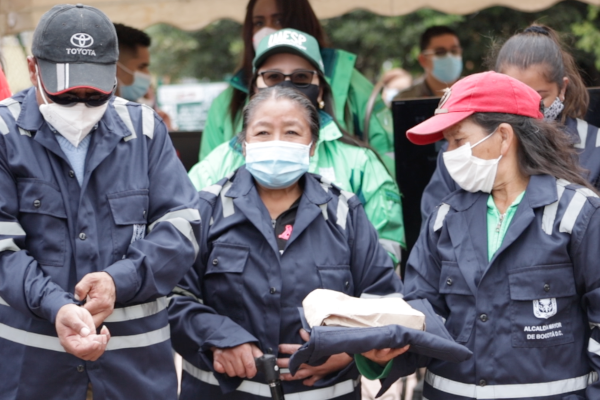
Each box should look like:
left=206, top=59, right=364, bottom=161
left=36, top=66, right=108, bottom=148
left=442, top=129, right=502, bottom=193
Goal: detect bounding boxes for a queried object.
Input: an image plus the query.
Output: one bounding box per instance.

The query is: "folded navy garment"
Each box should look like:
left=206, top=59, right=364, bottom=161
left=289, top=298, right=472, bottom=374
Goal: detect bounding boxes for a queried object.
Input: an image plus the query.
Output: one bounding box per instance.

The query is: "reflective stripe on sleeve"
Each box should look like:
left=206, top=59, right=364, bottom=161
left=433, top=203, right=450, bottom=232
left=220, top=180, right=234, bottom=218
left=113, top=97, right=137, bottom=141
left=559, top=191, right=588, bottom=234
left=0, top=322, right=170, bottom=352
left=379, top=238, right=402, bottom=262
left=147, top=208, right=200, bottom=256
left=140, top=104, right=155, bottom=139
left=319, top=203, right=328, bottom=221
left=0, top=99, right=30, bottom=137
left=104, top=297, right=167, bottom=323
left=589, top=337, right=600, bottom=357
left=0, top=221, right=25, bottom=236
left=0, top=238, right=20, bottom=252
left=575, top=119, right=588, bottom=149
left=360, top=292, right=403, bottom=299
left=182, top=361, right=358, bottom=400
left=425, top=370, right=597, bottom=399
left=542, top=179, right=568, bottom=235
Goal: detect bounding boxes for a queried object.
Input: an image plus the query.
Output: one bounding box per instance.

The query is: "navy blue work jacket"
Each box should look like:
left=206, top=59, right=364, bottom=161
left=420, top=117, right=600, bottom=221
left=401, top=174, right=600, bottom=399
left=169, top=166, right=403, bottom=400
left=0, top=88, right=200, bottom=400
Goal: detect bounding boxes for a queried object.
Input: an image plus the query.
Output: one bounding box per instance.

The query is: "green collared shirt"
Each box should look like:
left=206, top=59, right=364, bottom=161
left=487, top=191, right=525, bottom=261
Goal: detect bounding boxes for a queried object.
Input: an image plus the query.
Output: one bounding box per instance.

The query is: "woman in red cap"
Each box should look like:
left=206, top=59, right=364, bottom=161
left=359, top=71, right=600, bottom=399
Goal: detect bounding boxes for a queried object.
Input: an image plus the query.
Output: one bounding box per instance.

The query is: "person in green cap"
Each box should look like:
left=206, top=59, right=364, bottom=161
left=199, top=0, right=395, bottom=175
left=188, top=28, right=405, bottom=264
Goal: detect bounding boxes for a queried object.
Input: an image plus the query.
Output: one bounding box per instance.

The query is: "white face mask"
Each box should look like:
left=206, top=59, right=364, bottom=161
left=36, top=66, right=108, bottom=148
left=253, top=27, right=278, bottom=51
left=442, top=129, right=502, bottom=193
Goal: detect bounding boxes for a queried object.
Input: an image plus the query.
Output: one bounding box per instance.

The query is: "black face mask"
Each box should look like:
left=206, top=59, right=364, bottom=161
left=272, top=81, right=320, bottom=110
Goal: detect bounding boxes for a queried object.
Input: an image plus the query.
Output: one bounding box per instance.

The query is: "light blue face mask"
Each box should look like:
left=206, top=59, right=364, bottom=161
left=118, top=62, right=152, bottom=101
left=245, top=140, right=312, bottom=189
left=432, top=55, right=463, bottom=84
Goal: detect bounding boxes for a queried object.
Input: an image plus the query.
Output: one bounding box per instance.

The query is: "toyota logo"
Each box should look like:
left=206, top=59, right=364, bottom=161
left=70, top=33, right=94, bottom=48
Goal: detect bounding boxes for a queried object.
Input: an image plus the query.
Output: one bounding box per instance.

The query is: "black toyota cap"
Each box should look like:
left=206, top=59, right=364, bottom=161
left=32, top=4, right=118, bottom=95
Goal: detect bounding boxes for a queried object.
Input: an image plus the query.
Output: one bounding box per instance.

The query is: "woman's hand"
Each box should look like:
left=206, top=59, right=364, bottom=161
left=277, top=329, right=353, bottom=386
left=212, top=343, right=264, bottom=379
left=361, top=345, right=411, bottom=366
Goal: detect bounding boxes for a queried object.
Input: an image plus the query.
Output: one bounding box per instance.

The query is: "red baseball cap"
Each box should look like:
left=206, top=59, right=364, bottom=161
left=407, top=71, right=544, bottom=145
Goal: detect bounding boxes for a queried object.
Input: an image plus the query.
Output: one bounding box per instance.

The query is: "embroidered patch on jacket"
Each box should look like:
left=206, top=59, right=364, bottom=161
left=131, top=224, right=146, bottom=243
left=533, top=298, right=557, bottom=319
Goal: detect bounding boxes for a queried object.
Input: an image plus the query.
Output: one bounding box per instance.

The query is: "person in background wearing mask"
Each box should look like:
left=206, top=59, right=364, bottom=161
left=360, top=71, right=600, bottom=400
left=0, top=5, right=200, bottom=399
left=200, top=0, right=396, bottom=175
left=169, top=85, right=404, bottom=400
left=114, top=23, right=172, bottom=129
left=188, top=28, right=405, bottom=266
left=394, top=26, right=462, bottom=100
left=420, top=24, right=600, bottom=221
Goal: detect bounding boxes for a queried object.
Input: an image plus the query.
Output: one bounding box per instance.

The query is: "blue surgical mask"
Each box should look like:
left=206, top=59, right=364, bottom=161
left=245, top=140, right=312, bottom=189
left=118, top=62, right=152, bottom=101
left=432, top=55, right=463, bottom=84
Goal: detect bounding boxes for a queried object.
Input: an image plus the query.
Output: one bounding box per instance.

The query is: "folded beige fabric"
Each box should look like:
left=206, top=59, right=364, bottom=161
left=303, top=289, right=425, bottom=331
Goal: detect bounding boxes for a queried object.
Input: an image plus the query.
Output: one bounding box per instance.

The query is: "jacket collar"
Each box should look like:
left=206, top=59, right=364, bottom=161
left=445, top=174, right=558, bottom=212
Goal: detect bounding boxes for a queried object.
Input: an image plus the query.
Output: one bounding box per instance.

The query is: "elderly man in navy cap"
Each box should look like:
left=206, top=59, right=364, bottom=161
left=0, top=4, right=200, bottom=399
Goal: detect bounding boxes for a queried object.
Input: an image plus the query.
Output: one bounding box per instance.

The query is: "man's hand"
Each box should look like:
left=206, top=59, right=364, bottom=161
left=212, top=343, right=264, bottom=379
left=361, top=346, right=410, bottom=366
left=278, top=329, right=353, bottom=386
left=55, top=304, right=111, bottom=361
left=75, top=272, right=116, bottom=327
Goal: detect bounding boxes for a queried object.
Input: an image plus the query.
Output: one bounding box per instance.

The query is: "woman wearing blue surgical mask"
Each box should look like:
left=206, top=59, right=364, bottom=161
left=169, top=86, right=404, bottom=400
left=199, top=0, right=396, bottom=175
left=189, top=28, right=405, bottom=266
left=420, top=24, right=600, bottom=222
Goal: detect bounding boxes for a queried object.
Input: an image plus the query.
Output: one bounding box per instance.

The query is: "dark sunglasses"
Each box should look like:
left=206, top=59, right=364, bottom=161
left=46, top=88, right=114, bottom=107
left=259, top=70, right=317, bottom=87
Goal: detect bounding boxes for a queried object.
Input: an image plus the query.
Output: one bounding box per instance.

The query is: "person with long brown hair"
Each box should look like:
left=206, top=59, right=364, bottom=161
left=199, top=0, right=395, bottom=175
left=420, top=24, right=600, bottom=220
left=358, top=71, right=600, bottom=399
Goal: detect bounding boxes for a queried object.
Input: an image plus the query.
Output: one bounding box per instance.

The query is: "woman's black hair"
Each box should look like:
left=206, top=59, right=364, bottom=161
left=238, top=85, right=320, bottom=144
left=492, top=24, right=588, bottom=122
left=470, top=112, right=597, bottom=193
left=229, top=0, right=329, bottom=122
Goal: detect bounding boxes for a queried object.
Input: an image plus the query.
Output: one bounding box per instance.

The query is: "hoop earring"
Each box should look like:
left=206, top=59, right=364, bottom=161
left=319, top=100, right=325, bottom=109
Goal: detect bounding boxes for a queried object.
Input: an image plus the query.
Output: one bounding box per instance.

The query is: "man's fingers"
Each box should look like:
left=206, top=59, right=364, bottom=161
left=214, top=360, right=225, bottom=374
left=250, top=344, right=263, bottom=359
left=276, top=357, right=290, bottom=368
left=303, top=375, right=321, bottom=387
left=299, top=329, right=310, bottom=342
left=278, top=344, right=301, bottom=355
left=74, top=276, right=93, bottom=302
left=241, top=348, right=258, bottom=379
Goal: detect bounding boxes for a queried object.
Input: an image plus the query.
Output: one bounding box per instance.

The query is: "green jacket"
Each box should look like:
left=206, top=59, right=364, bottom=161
left=199, top=48, right=396, bottom=176
left=189, top=112, right=405, bottom=263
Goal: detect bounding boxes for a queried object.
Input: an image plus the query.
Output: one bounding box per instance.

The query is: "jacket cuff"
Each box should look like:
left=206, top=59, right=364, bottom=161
left=42, top=290, right=77, bottom=323
left=104, top=259, right=139, bottom=304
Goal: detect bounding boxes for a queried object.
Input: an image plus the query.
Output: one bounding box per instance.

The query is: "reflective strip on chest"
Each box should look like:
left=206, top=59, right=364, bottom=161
left=0, top=239, right=20, bottom=252
left=0, top=98, right=30, bottom=137
left=434, top=203, right=450, bottom=232
left=140, top=104, right=155, bottom=139
left=182, top=361, right=358, bottom=399
left=542, top=179, right=568, bottom=235
left=114, top=97, right=155, bottom=141
left=575, top=119, right=588, bottom=149
left=336, top=190, right=354, bottom=230
left=220, top=180, right=234, bottom=218
left=0, top=222, right=26, bottom=236
left=201, top=184, right=223, bottom=196
left=425, top=370, right=597, bottom=399
left=559, top=187, right=598, bottom=234
left=104, top=297, right=168, bottom=323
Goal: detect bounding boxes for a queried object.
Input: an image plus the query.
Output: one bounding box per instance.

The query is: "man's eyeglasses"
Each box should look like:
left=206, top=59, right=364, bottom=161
left=422, top=48, right=462, bottom=58
left=46, top=89, right=114, bottom=107
left=259, top=70, right=317, bottom=87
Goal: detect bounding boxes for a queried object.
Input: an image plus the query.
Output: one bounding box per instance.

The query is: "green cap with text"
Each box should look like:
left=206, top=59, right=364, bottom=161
left=253, top=28, right=324, bottom=73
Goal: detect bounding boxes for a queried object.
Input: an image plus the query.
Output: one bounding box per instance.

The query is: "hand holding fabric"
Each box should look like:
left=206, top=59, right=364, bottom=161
left=212, top=343, right=264, bottom=379
left=75, top=272, right=116, bottom=327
